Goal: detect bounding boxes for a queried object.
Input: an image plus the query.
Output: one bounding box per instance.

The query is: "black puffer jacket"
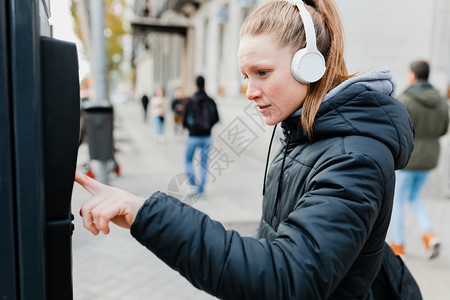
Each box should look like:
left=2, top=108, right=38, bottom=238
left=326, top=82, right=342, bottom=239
left=131, top=74, right=414, bottom=299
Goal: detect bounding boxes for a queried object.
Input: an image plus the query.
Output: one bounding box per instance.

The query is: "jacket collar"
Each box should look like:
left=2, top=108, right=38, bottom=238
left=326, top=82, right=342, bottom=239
left=405, top=80, right=432, bottom=92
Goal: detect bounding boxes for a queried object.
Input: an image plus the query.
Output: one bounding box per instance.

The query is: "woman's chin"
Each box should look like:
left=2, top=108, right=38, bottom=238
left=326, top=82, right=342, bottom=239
left=263, top=117, right=281, bottom=126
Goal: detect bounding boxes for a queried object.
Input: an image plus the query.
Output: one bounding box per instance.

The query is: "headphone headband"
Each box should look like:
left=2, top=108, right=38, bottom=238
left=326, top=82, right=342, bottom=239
left=292, top=1, right=317, bottom=51
left=282, top=0, right=326, bottom=84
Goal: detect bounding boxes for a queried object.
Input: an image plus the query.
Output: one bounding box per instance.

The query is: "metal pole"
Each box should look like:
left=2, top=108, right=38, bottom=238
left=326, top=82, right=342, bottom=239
left=90, top=0, right=109, bottom=184
left=90, top=0, right=108, bottom=105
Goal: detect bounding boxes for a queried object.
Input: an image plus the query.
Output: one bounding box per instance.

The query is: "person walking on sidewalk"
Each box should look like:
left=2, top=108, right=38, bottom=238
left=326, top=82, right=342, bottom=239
left=140, top=94, right=149, bottom=122
left=182, top=76, right=219, bottom=197
left=75, top=1, right=417, bottom=298
left=171, top=88, right=187, bottom=137
left=389, top=60, right=449, bottom=259
left=150, top=87, right=167, bottom=142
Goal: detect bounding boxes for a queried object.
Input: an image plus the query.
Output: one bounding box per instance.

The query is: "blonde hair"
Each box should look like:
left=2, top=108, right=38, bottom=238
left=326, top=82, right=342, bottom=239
left=240, top=0, right=353, bottom=138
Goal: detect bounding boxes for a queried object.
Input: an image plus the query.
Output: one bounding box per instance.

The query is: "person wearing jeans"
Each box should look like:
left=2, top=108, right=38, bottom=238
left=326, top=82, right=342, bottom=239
left=183, top=76, right=219, bottom=197
left=389, top=60, right=448, bottom=259
left=150, top=87, right=167, bottom=142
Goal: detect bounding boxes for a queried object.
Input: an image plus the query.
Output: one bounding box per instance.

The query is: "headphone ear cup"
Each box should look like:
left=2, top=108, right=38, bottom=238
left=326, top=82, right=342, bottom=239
left=291, top=48, right=326, bottom=84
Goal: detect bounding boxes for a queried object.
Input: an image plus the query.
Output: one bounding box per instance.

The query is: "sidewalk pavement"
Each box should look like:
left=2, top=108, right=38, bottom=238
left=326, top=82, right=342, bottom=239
left=71, top=99, right=450, bottom=299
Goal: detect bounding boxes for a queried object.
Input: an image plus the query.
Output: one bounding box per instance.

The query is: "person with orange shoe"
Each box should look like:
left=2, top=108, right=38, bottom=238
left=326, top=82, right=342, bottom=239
left=389, top=60, right=448, bottom=259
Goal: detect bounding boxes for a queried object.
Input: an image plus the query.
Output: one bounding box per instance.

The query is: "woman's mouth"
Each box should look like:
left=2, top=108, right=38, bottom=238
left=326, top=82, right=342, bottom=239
left=256, top=104, right=271, bottom=114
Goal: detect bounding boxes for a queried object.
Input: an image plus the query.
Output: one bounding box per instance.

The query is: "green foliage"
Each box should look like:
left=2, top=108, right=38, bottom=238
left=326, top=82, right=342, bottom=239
left=70, top=0, right=129, bottom=82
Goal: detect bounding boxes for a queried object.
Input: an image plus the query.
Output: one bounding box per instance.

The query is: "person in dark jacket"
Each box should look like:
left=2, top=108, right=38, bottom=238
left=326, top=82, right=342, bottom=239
left=140, top=94, right=149, bottom=122
left=389, top=60, right=448, bottom=259
left=171, top=88, right=186, bottom=136
left=75, top=0, right=415, bottom=299
left=182, top=76, right=219, bottom=197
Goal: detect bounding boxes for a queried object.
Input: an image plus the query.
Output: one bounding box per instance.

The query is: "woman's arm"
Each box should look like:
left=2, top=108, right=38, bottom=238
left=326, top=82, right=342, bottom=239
left=76, top=151, right=385, bottom=299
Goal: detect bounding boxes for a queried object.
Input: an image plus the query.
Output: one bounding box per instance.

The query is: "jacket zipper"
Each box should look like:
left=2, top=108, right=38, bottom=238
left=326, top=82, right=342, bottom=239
left=272, top=130, right=291, bottom=224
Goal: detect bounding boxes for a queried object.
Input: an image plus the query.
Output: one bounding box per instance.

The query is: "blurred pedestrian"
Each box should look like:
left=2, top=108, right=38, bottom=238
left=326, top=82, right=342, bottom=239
left=171, top=88, right=186, bottom=136
left=183, top=76, right=219, bottom=197
left=75, top=1, right=417, bottom=298
left=389, top=60, right=449, bottom=259
left=140, top=94, right=149, bottom=122
left=150, top=87, right=167, bottom=142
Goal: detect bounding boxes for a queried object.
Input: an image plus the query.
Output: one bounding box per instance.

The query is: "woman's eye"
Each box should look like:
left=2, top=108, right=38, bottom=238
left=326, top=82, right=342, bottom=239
left=258, top=70, right=268, bottom=76
left=242, top=75, right=248, bottom=80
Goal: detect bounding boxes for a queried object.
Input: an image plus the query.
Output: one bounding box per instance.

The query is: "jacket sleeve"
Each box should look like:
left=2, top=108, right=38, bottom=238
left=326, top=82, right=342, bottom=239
left=210, top=100, right=219, bottom=127
left=440, top=100, right=449, bottom=136
left=182, top=100, right=192, bottom=128
left=130, top=153, right=385, bottom=299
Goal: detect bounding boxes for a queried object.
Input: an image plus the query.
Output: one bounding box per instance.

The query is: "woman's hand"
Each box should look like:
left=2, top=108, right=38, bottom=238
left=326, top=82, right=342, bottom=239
left=75, top=171, right=146, bottom=235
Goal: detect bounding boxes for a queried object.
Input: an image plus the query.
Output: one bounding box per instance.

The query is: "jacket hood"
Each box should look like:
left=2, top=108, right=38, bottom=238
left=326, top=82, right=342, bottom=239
left=282, top=70, right=414, bottom=170
left=403, top=81, right=442, bottom=108
left=323, top=69, right=397, bottom=101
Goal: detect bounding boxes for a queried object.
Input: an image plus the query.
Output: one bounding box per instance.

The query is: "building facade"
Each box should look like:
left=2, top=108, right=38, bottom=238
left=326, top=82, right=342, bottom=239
left=132, top=0, right=449, bottom=101
left=132, top=0, right=255, bottom=100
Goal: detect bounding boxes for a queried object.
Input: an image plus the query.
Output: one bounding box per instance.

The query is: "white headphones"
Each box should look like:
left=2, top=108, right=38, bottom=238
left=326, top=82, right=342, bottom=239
left=285, top=0, right=326, bottom=84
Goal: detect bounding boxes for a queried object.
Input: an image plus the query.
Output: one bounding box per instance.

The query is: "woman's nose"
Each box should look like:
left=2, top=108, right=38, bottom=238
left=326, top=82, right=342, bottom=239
left=246, top=81, right=262, bottom=101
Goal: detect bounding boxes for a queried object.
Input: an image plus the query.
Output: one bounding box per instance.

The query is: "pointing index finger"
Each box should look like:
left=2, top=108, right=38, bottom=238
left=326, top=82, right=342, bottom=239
left=75, top=171, right=106, bottom=195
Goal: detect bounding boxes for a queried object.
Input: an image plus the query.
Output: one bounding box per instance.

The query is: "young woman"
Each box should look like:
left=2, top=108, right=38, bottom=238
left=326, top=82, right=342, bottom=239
left=76, top=1, right=415, bottom=298
left=150, top=87, right=167, bottom=142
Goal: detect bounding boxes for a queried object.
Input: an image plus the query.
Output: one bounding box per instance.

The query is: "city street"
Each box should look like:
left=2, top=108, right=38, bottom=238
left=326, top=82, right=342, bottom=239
left=71, top=98, right=450, bottom=299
